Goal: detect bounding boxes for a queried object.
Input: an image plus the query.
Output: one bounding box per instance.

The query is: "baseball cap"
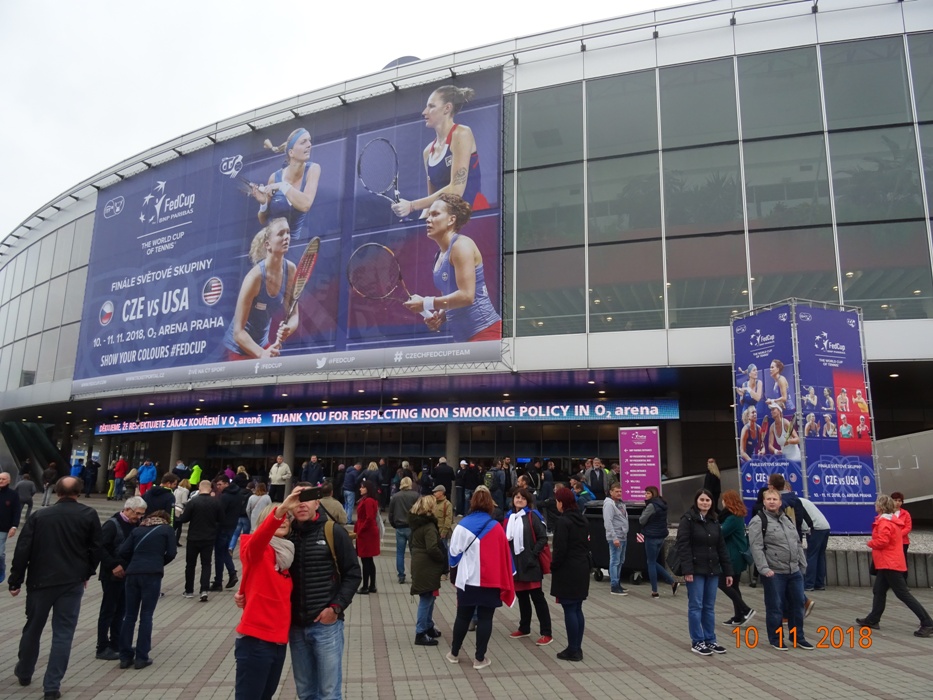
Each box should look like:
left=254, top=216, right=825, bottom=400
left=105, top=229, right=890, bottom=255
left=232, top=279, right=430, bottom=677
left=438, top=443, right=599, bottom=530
left=460, top=460, right=468, bottom=466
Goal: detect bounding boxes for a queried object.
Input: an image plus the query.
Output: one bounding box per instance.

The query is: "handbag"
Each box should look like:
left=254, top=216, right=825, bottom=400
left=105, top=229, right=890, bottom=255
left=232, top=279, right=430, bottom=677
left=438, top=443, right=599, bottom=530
left=740, top=547, right=754, bottom=567
left=665, top=543, right=684, bottom=577
left=529, top=513, right=551, bottom=575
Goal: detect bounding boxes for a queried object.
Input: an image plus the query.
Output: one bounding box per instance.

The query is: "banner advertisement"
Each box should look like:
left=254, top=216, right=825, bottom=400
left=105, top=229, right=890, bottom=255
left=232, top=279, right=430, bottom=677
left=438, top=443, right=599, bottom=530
left=74, top=70, right=504, bottom=395
left=732, top=305, right=802, bottom=500
left=617, top=427, right=661, bottom=501
left=795, top=306, right=876, bottom=507
left=95, top=398, right=680, bottom=435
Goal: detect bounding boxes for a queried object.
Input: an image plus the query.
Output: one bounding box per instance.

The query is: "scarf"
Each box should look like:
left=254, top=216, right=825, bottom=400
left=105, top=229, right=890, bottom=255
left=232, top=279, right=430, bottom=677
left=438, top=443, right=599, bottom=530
left=270, top=536, right=295, bottom=571
left=506, top=510, right=526, bottom=554
left=140, top=514, right=169, bottom=527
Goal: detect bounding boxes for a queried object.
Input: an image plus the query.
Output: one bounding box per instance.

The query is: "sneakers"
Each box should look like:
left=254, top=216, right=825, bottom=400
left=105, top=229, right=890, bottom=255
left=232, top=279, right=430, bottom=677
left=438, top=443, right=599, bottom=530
left=357, top=587, right=370, bottom=595
left=535, top=636, right=554, bottom=646
left=855, top=617, right=879, bottom=630
left=804, top=598, right=816, bottom=618
left=509, top=630, right=530, bottom=639
left=610, top=586, right=628, bottom=596
left=691, top=642, right=712, bottom=656
left=672, top=582, right=681, bottom=596
left=119, top=659, right=134, bottom=669
left=797, top=640, right=815, bottom=650
left=771, top=643, right=788, bottom=651
left=914, top=626, right=933, bottom=638
left=415, top=633, right=439, bottom=646
left=199, top=592, right=209, bottom=602
left=427, top=628, right=442, bottom=639
left=445, top=651, right=459, bottom=664
left=472, top=657, right=491, bottom=670
left=705, top=642, right=727, bottom=654
left=398, top=576, right=406, bottom=585
left=96, top=648, right=120, bottom=661
left=556, top=649, right=584, bottom=661
left=134, top=658, right=153, bottom=670
left=182, top=591, right=194, bottom=599
left=742, top=609, right=757, bottom=624
left=209, top=581, right=223, bottom=592
left=225, top=573, right=239, bottom=589
left=651, top=592, right=660, bottom=599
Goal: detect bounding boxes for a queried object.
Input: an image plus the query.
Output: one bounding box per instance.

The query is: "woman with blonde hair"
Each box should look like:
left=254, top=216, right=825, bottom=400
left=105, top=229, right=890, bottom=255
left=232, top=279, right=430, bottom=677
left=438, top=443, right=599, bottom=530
left=223, top=218, right=298, bottom=359
left=248, top=127, right=321, bottom=240
left=409, top=494, right=447, bottom=645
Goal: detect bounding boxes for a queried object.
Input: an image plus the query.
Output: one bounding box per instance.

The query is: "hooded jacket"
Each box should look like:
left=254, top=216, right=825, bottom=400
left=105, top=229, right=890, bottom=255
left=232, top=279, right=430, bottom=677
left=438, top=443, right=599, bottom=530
left=867, top=514, right=906, bottom=571
left=550, top=509, right=590, bottom=600
left=409, top=512, right=447, bottom=595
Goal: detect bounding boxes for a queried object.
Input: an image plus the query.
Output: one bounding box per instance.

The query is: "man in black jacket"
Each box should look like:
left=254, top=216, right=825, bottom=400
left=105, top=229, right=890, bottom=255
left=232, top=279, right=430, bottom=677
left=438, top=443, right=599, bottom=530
left=143, top=474, right=178, bottom=517
left=287, top=487, right=361, bottom=700
left=95, top=496, right=146, bottom=660
left=176, top=481, right=223, bottom=601
left=211, top=475, right=241, bottom=591
left=10, top=476, right=102, bottom=698
left=300, top=455, right=324, bottom=486
left=433, top=457, right=455, bottom=501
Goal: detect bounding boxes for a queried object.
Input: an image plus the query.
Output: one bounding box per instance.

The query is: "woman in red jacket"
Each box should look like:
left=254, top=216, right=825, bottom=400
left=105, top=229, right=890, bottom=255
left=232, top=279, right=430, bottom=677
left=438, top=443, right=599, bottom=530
left=233, top=490, right=298, bottom=700
left=856, top=494, right=933, bottom=638
left=356, top=479, right=382, bottom=594
left=891, top=491, right=912, bottom=581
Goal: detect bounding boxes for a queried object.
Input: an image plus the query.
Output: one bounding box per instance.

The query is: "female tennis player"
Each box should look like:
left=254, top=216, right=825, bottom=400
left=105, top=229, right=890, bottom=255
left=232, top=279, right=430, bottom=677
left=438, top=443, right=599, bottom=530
left=391, top=86, right=488, bottom=219
left=222, top=218, right=298, bottom=359
left=249, top=128, right=321, bottom=240
left=403, top=194, right=500, bottom=342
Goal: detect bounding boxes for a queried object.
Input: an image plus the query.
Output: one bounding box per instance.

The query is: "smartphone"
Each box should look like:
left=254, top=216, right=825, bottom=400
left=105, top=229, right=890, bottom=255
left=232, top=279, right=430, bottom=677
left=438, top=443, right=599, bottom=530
left=298, top=486, right=323, bottom=502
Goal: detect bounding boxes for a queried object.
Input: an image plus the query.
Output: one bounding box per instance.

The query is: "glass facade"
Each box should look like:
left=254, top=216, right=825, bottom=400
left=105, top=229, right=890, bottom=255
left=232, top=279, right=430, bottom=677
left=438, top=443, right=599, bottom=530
left=502, top=32, right=933, bottom=335
left=4, top=22, right=933, bottom=391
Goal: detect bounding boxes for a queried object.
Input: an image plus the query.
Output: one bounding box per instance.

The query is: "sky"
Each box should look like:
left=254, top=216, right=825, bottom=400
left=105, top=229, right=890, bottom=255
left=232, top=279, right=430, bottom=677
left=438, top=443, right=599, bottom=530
left=0, top=0, right=689, bottom=242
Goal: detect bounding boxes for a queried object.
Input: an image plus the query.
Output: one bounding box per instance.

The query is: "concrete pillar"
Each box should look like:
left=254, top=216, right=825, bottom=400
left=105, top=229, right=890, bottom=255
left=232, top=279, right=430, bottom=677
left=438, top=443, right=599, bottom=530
left=284, top=426, right=296, bottom=491
left=170, top=430, right=183, bottom=469
left=445, top=423, right=459, bottom=468
left=666, top=422, right=683, bottom=478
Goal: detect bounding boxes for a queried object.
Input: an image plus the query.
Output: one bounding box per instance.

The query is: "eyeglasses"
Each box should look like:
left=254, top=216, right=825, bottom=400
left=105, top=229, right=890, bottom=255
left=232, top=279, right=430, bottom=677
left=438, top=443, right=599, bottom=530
left=134, top=510, right=147, bottom=516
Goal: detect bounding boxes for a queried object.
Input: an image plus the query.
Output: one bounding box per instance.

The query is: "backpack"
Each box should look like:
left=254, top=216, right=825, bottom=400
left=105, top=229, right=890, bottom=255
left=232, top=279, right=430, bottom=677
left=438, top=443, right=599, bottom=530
left=483, top=469, right=496, bottom=490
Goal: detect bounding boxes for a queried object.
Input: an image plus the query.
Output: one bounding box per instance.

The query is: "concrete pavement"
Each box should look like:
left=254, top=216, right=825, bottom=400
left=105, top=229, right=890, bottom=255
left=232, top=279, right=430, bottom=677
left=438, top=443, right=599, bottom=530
left=2, top=497, right=932, bottom=699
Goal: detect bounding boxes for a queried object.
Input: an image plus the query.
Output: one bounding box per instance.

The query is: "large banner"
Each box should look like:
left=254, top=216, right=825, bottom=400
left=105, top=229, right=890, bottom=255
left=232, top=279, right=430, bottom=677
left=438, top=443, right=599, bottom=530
left=732, top=305, right=803, bottom=499
left=74, top=70, right=503, bottom=395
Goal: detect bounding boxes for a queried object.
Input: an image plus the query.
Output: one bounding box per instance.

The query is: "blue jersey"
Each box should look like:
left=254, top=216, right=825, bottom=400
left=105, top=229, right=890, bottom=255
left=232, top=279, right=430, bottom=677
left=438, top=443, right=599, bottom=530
left=267, top=163, right=314, bottom=239
left=433, top=233, right=500, bottom=342
left=223, top=258, right=288, bottom=356
left=426, top=125, right=483, bottom=209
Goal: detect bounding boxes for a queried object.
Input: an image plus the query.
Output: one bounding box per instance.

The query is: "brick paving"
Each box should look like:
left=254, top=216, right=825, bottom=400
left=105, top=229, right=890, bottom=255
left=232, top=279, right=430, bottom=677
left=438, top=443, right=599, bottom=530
left=2, top=497, right=932, bottom=699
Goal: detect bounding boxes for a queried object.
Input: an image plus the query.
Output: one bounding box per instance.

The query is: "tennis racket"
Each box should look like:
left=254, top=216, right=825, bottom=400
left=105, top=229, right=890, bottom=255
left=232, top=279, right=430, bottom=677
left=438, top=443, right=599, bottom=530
left=357, top=138, right=401, bottom=205
left=271, top=237, right=321, bottom=350
left=346, top=242, right=431, bottom=318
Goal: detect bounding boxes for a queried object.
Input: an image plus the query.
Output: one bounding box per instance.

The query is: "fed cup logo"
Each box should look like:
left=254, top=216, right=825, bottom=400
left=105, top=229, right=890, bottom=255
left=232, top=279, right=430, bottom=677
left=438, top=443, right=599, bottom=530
left=103, top=196, right=125, bottom=219
left=220, top=155, right=244, bottom=179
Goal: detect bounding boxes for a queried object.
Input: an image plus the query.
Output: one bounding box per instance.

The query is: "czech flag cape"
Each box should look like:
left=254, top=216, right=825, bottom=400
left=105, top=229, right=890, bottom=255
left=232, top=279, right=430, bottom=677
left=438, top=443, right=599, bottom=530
left=449, top=512, right=516, bottom=607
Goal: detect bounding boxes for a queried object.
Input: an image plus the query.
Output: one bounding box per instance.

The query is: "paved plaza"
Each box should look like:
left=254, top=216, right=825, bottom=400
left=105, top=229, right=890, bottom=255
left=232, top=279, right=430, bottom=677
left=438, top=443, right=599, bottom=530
left=2, top=498, right=932, bottom=699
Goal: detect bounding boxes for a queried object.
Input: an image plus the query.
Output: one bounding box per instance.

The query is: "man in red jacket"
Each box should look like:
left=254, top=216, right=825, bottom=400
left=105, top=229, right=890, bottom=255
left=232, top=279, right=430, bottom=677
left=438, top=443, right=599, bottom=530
left=114, top=457, right=129, bottom=500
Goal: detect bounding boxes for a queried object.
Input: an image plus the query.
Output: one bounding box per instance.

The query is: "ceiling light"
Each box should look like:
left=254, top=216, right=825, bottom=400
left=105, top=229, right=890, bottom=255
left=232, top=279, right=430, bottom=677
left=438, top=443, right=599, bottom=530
left=914, top=290, right=922, bottom=295
left=536, top=321, right=544, bottom=326
left=96, top=407, right=102, bottom=411
left=243, top=404, right=249, bottom=408
left=198, top=398, right=205, bottom=402
left=358, top=389, right=365, bottom=393
left=281, top=393, right=288, bottom=397
left=598, top=390, right=606, bottom=395
left=503, top=393, right=510, bottom=397
left=392, top=397, right=399, bottom=401
left=322, top=399, right=328, bottom=404
left=606, top=316, right=612, bottom=322
left=587, top=380, right=595, bottom=385
left=845, top=271, right=854, bottom=278
left=889, top=373, right=899, bottom=378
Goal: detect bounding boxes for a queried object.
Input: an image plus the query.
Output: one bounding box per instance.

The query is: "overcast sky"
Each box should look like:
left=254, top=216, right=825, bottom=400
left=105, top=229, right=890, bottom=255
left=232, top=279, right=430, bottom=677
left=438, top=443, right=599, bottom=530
left=0, top=0, right=688, bottom=242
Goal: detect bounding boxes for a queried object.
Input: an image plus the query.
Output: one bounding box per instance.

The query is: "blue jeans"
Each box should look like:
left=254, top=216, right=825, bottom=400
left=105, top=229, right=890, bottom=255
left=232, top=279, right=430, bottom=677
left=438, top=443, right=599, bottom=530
left=805, top=529, right=830, bottom=589
left=416, top=593, right=436, bottom=635
left=114, top=478, right=125, bottom=499
left=686, top=574, right=718, bottom=644
left=645, top=537, right=673, bottom=592
left=395, top=527, right=411, bottom=579
left=762, top=570, right=807, bottom=646
left=560, top=600, right=585, bottom=653
left=0, top=531, right=7, bottom=583
left=343, top=490, right=356, bottom=524
left=229, top=516, right=251, bottom=551
left=214, top=529, right=235, bottom=584
left=15, top=582, right=84, bottom=693
left=235, top=635, right=287, bottom=700
left=289, top=620, right=344, bottom=700
left=608, top=540, right=627, bottom=588
left=462, top=489, right=474, bottom=514
left=120, top=573, right=162, bottom=662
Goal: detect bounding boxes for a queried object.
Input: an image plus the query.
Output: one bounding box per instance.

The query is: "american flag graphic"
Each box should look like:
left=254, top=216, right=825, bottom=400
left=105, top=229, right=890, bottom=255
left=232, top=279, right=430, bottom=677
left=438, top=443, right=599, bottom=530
left=202, top=277, right=223, bottom=306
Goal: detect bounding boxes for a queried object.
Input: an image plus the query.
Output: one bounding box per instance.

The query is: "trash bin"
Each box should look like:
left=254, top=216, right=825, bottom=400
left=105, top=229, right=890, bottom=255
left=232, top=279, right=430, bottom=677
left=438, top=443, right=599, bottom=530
left=583, top=500, right=609, bottom=580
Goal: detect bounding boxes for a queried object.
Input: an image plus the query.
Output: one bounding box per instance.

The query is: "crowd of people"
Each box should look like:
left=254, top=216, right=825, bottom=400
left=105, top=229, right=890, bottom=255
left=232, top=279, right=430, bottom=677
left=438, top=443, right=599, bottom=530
left=1, top=453, right=930, bottom=700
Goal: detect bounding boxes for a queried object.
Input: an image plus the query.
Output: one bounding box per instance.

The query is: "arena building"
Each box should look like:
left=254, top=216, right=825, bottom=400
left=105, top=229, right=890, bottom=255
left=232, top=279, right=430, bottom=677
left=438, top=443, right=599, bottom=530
left=1, top=0, right=932, bottom=514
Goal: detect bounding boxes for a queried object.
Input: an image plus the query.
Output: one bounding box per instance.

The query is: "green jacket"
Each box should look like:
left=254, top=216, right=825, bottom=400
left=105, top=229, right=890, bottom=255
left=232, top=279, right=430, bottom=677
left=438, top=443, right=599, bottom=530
left=409, top=513, right=447, bottom=595
left=720, top=507, right=749, bottom=573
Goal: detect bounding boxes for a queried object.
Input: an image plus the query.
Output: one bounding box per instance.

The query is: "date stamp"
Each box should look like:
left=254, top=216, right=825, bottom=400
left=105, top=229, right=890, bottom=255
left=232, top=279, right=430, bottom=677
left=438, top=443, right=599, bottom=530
left=732, top=625, right=873, bottom=649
